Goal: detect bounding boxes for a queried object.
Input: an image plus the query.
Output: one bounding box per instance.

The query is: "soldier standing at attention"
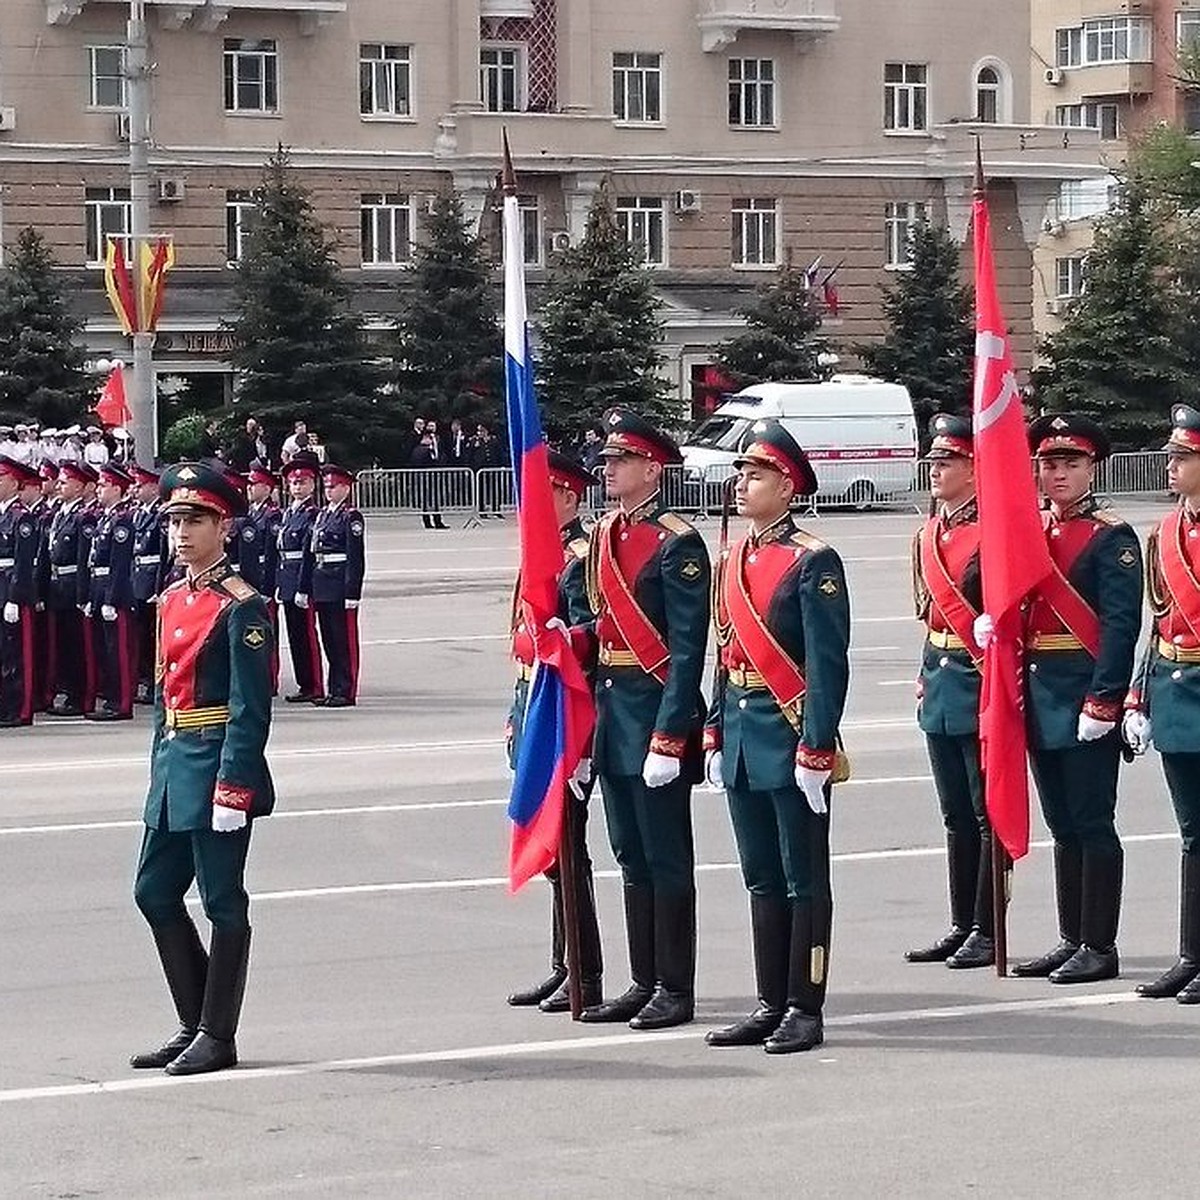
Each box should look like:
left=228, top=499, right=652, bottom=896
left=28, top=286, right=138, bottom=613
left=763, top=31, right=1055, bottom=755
left=1123, top=405, right=1200, bottom=1002
left=506, top=450, right=603, bottom=1013
left=906, top=414, right=995, bottom=970
left=130, top=464, right=165, bottom=705
left=276, top=453, right=323, bottom=703
left=1002, top=414, right=1142, bottom=983
left=703, top=421, right=850, bottom=1053
left=0, top=456, right=39, bottom=728
left=131, top=461, right=274, bottom=1076
left=44, top=462, right=96, bottom=716
left=580, top=408, right=710, bottom=1032
left=22, top=463, right=54, bottom=712
left=311, top=463, right=365, bottom=707
left=247, top=464, right=283, bottom=696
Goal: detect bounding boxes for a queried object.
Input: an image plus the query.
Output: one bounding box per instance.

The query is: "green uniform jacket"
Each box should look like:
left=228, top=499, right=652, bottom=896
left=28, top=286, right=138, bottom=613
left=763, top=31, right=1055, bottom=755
left=143, top=559, right=275, bottom=832
left=706, top=516, right=851, bottom=791
left=589, top=497, right=710, bottom=779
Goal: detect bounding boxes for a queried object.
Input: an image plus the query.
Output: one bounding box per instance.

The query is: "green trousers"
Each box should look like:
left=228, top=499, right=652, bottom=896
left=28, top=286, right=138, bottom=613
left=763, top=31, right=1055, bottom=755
left=134, top=822, right=252, bottom=931
left=600, top=772, right=694, bottom=895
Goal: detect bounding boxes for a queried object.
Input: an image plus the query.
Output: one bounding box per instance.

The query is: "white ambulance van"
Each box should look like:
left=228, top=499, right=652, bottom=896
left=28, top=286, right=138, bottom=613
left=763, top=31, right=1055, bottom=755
left=681, top=376, right=918, bottom=508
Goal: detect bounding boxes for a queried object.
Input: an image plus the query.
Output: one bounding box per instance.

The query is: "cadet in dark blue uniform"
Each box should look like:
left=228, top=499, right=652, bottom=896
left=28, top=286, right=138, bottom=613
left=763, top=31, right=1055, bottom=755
left=276, top=454, right=323, bottom=703
left=45, top=461, right=96, bottom=716
left=704, top=422, right=850, bottom=1053
left=1013, top=414, right=1142, bottom=983
left=0, top=456, right=40, bottom=727
left=24, top=463, right=55, bottom=712
left=311, top=463, right=365, bottom=707
left=85, top=463, right=137, bottom=721
left=247, top=465, right=282, bottom=695
left=130, top=464, right=165, bottom=705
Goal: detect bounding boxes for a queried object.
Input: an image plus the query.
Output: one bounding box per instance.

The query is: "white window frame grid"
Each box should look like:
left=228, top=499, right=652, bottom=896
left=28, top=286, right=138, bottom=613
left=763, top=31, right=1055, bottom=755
left=1180, top=13, right=1200, bottom=48
left=225, top=190, right=258, bottom=265
left=1058, top=177, right=1116, bottom=221
left=360, top=193, right=412, bottom=268
left=616, top=196, right=667, bottom=267
left=1056, top=27, right=1082, bottom=68
left=360, top=43, right=413, bottom=119
left=1054, top=101, right=1119, bottom=140
left=480, top=43, right=525, bottom=113
left=518, top=194, right=542, bottom=267
left=731, top=197, right=779, bottom=269
left=883, top=62, right=928, bottom=133
left=728, top=57, right=776, bottom=128
left=223, top=38, right=279, bottom=114
left=88, top=45, right=127, bottom=110
left=1055, top=256, right=1085, bottom=299
left=85, top=186, right=132, bottom=267
left=1083, top=17, right=1152, bottom=64
left=975, top=66, right=999, bottom=123
left=612, top=51, right=663, bottom=124
left=884, top=200, right=927, bottom=270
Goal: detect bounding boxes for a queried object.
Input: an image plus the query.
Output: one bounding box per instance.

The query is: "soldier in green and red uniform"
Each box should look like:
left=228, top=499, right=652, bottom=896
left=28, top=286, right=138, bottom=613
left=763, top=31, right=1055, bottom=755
left=1006, top=414, right=1142, bottom=983
left=703, top=421, right=850, bottom=1053
left=130, top=461, right=274, bottom=1076
left=506, top=450, right=603, bottom=1013
left=906, top=414, right=995, bottom=970
left=580, top=409, right=710, bottom=1032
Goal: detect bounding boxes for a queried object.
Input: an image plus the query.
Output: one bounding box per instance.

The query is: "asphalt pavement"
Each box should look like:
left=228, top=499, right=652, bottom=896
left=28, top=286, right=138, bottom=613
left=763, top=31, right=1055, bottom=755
left=1, top=500, right=1195, bottom=1198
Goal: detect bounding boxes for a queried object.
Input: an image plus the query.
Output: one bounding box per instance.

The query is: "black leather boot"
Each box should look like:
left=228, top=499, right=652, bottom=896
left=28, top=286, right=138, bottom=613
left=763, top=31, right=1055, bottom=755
left=509, top=878, right=567, bottom=1006
left=946, top=930, right=995, bottom=969
left=130, top=919, right=208, bottom=1069
left=581, top=885, right=654, bottom=1023
left=906, top=829, right=976, bottom=962
left=1139, top=853, right=1200, bottom=998
left=1013, top=843, right=1081, bottom=977
left=1051, top=848, right=1122, bottom=983
left=707, top=895, right=791, bottom=1046
left=764, top=899, right=829, bottom=1055
left=631, top=888, right=696, bottom=1030
left=540, top=866, right=604, bottom=1013
left=166, top=926, right=250, bottom=1076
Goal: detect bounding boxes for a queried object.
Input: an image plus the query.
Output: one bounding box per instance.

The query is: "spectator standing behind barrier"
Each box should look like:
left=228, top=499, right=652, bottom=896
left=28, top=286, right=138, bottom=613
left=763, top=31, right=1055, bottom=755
left=279, top=421, right=307, bottom=465
left=399, top=417, right=425, bottom=467
left=449, top=418, right=468, bottom=466
left=471, top=423, right=504, bottom=518
left=409, top=431, right=446, bottom=530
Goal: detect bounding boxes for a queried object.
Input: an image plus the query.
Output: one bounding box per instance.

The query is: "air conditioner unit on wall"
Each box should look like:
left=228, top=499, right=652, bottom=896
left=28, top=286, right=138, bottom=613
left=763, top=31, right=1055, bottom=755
left=0, top=107, right=16, bottom=132
left=157, top=177, right=185, bottom=203
left=1044, top=67, right=1064, bottom=86
left=675, top=189, right=702, bottom=214
left=548, top=230, right=572, bottom=253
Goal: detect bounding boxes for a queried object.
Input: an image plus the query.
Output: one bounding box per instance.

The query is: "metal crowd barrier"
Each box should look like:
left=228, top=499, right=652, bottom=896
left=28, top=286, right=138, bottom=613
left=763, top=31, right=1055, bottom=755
left=355, top=467, right=476, bottom=518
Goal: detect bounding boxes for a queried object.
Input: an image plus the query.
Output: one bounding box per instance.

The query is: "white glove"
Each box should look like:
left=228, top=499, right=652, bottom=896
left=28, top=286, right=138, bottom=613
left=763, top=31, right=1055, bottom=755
left=795, top=764, right=830, bottom=815
left=704, top=749, right=724, bottom=788
left=545, top=616, right=571, bottom=642
left=345, top=598, right=359, bottom=610
left=82, top=602, right=92, bottom=618
left=1122, top=710, right=1152, bottom=756
left=101, top=604, right=117, bottom=622
left=973, top=613, right=995, bottom=650
left=2, top=602, right=18, bottom=624
left=295, top=593, right=309, bottom=609
left=1077, top=712, right=1116, bottom=742
left=642, top=751, right=681, bottom=789
left=570, top=756, right=592, bottom=786
left=212, top=805, right=248, bottom=833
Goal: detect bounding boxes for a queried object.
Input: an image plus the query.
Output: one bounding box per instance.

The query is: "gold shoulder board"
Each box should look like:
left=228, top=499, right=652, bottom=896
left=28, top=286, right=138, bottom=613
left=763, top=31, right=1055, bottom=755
left=569, top=536, right=589, bottom=561
left=657, top=512, right=694, bottom=537
left=1093, top=509, right=1125, bottom=527
left=220, top=575, right=256, bottom=601
left=791, top=529, right=827, bottom=552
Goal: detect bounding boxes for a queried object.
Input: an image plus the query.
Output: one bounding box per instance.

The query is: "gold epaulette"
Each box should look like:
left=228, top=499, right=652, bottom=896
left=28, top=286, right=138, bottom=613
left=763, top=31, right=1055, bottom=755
left=790, top=528, right=827, bottom=552
left=1093, top=509, right=1126, bottom=527
left=218, top=574, right=257, bottom=602
left=568, top=536, right=589, bottom=561
left=657, top=512, right=694, bottom=537
left=1146, top=527, right=1169, bottom=618
left=912, top=527, right=931, bottom=620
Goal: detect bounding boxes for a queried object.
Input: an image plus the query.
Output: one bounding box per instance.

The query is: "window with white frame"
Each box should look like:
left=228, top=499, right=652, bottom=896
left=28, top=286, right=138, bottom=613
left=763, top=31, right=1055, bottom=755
left=1055, top=256, right=1085, bottom=299
left=975, top=66, right=1000, bottom=123
left=224, top=39, right=278, bottom=113
left=1056, top=27, right=1082, bottom=67
left=1185, top=91, right=1200, bottom=136
left=1181, top=13, right=1200, bottom=49
left=360, top=43, right=412, bottom=117
left=884, top=63, right=928, bottom=132
left=612, top=52, right=662, bottom=123
left=1055, top=101, right=1119, bottom=140
left=731, top=198, right=778, bottom=267
left=728, top=58, right=775, bottom=128
left=1058, top=177, right=1116, bottom=220
left=85, top=186, right=131, bottom=265
left=480, top=44, right=523, bottom=113
left=1057, top=18, right=1152, bottom=66
left=518, top=194, right=542, bottom=267
left=616, top=196, right=667, bottom=267
left=360, top=193, right=412, bottom=267
left=884, top=200, right=927, bottom=269
left=88, top=46, right=126, bottom=109
left=225, top=190, right=258, bottom=264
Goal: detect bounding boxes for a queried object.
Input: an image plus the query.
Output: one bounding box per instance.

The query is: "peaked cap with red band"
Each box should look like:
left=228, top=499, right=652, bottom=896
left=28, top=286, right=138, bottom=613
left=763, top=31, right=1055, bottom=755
left=97, top=463, right=134, bottom=489
left=159, top=461, right=248, bottom=518
left=1165, top=404, right=1200, bottom=455
left=280, top=450, right=320, bottom=481
left=1027, top=412, right=1110, bottom=463
left=0, top=454, right=38, bottom=485
left=733, top=419, right=818, bottom=496
left=248, top=463, right=278, bottom=488
left=129, top=463, right=160, bottom=486
left=547, top=449, right=596, bottom=498
left=598, top=407, right=682, bottom=466
left=320, top=462, right=356, bottom=486
left=924, top=412, right=973, bottom=461
left=58, top=461, right=97, bottom=485
left=39, top=460, right=59, bottom=482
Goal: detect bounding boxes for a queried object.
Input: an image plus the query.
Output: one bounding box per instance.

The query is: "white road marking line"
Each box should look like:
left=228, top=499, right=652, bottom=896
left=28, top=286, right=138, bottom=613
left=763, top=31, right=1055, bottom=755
left=362, top=635, right=508, bottom=646
left=0, top=990, right=1142, bottom=1107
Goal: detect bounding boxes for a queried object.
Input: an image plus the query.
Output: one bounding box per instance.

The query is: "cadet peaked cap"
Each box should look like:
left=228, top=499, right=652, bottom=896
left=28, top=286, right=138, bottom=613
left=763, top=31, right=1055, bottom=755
left=925, top=413, right=974, bottom=460
left=1027, top=412, right=1110, bottom=463
left=320, top=462, right=355, bottom=486
left=58, top=461, right=97, bottom=485
left=1165, top=404, right=1200, bottom=454
left=97, top=463, right=133, bottom=489
left=129, top=463, right=160, bottom=485
left=0, top=454, right=37, bottom=485
left=280, top=451, right=321, bottom=480
left=548, top=450, right=596, bottom=498
left=159, top=461, right=248, bottom=518
left=248, top=463, right=278, bottom=488
left=598, top=407, right=682, bottom=465
left=38, top=460, right=59, bottom=482
left=733, top=419, right=818, bottom=496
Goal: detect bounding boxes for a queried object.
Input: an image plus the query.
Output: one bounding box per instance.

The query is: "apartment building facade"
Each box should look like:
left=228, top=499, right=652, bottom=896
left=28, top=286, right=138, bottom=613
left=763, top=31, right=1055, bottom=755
left=2, top=0, right=1101, bottom=418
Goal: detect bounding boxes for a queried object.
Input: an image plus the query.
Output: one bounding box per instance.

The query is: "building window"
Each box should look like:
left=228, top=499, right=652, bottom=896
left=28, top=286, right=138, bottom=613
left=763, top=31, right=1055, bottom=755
left=223, top=39, right=278, bottom=113
left=518, top=194, right=542, bottom=267
left=225, top=190, right=257, bottom=264
left=85, top=186, right=131, bottom=266
left=728, top=58, right=775, bottom=127
left=480, top=44, right=523, bottom=113
left=1181, top=13, right=1200, bottom=49
left=616, top=197, right=667, bottom=267
left=883, top=63, right=928, bottom=132
left=884, top=200, right=927, bottom=269
left=1055, top=256, right=1085, bottom=299
left=612, top=51, right=662, bottom=123
left=88, top=46, right=126, bottom=109
left=1056, top=28, right=1082, bottom=68
left=360, top=193, right=412, bottom=267
left=1184, top=91, right=1200, bottom=136
left=1057, top=19, right=1152, bottom=67
left=1054, top=102, right=1119, bottom=141
left=360, top=43, right=411, bottom=117
left=975, top=66, right=999, bottom=123
left=731, top=198, right=778, bottom=268
left=1058, top=177, right=1116, bottom=220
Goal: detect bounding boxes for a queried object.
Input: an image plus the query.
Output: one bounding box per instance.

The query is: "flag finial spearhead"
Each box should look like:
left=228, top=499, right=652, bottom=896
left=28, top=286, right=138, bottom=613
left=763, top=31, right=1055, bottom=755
left=501, top=128, right=517, bottom=196
left=973, top=136, right=986, bottom=199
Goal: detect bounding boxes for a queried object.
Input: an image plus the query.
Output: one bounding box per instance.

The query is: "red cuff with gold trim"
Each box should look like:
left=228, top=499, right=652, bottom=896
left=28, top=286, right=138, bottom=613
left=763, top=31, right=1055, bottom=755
left=213, top=782, right=254, bottom=812
left=1082, top=695, right=1122, bottom=723
left=1123, top=690, right=1143, bottom=712
left=649, top=732, right=687, bottom=758
left=796, top=745, right=836, bottom=771
left=703, top=726, right=722, bottom=753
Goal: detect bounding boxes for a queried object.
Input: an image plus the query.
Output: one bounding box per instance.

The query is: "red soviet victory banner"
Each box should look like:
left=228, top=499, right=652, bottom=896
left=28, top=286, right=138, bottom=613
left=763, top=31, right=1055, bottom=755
left=971, top=152, right=1054, bottom=863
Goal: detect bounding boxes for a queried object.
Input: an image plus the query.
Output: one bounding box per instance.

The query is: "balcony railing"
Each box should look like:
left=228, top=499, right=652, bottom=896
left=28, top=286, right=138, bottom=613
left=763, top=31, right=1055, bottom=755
left=47, top=0, right=346, bottom=30
left=696, top=0, right=839, bottom=53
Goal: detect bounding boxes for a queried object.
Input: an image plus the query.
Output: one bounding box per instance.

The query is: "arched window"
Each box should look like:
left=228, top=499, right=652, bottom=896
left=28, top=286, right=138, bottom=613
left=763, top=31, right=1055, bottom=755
left=976, top=66, right=1000, bottom=123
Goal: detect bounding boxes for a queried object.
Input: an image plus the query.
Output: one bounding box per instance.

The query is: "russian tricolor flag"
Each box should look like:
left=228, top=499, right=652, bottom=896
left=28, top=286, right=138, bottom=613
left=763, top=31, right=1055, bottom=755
left=502, top=134, right=596, bottom=892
